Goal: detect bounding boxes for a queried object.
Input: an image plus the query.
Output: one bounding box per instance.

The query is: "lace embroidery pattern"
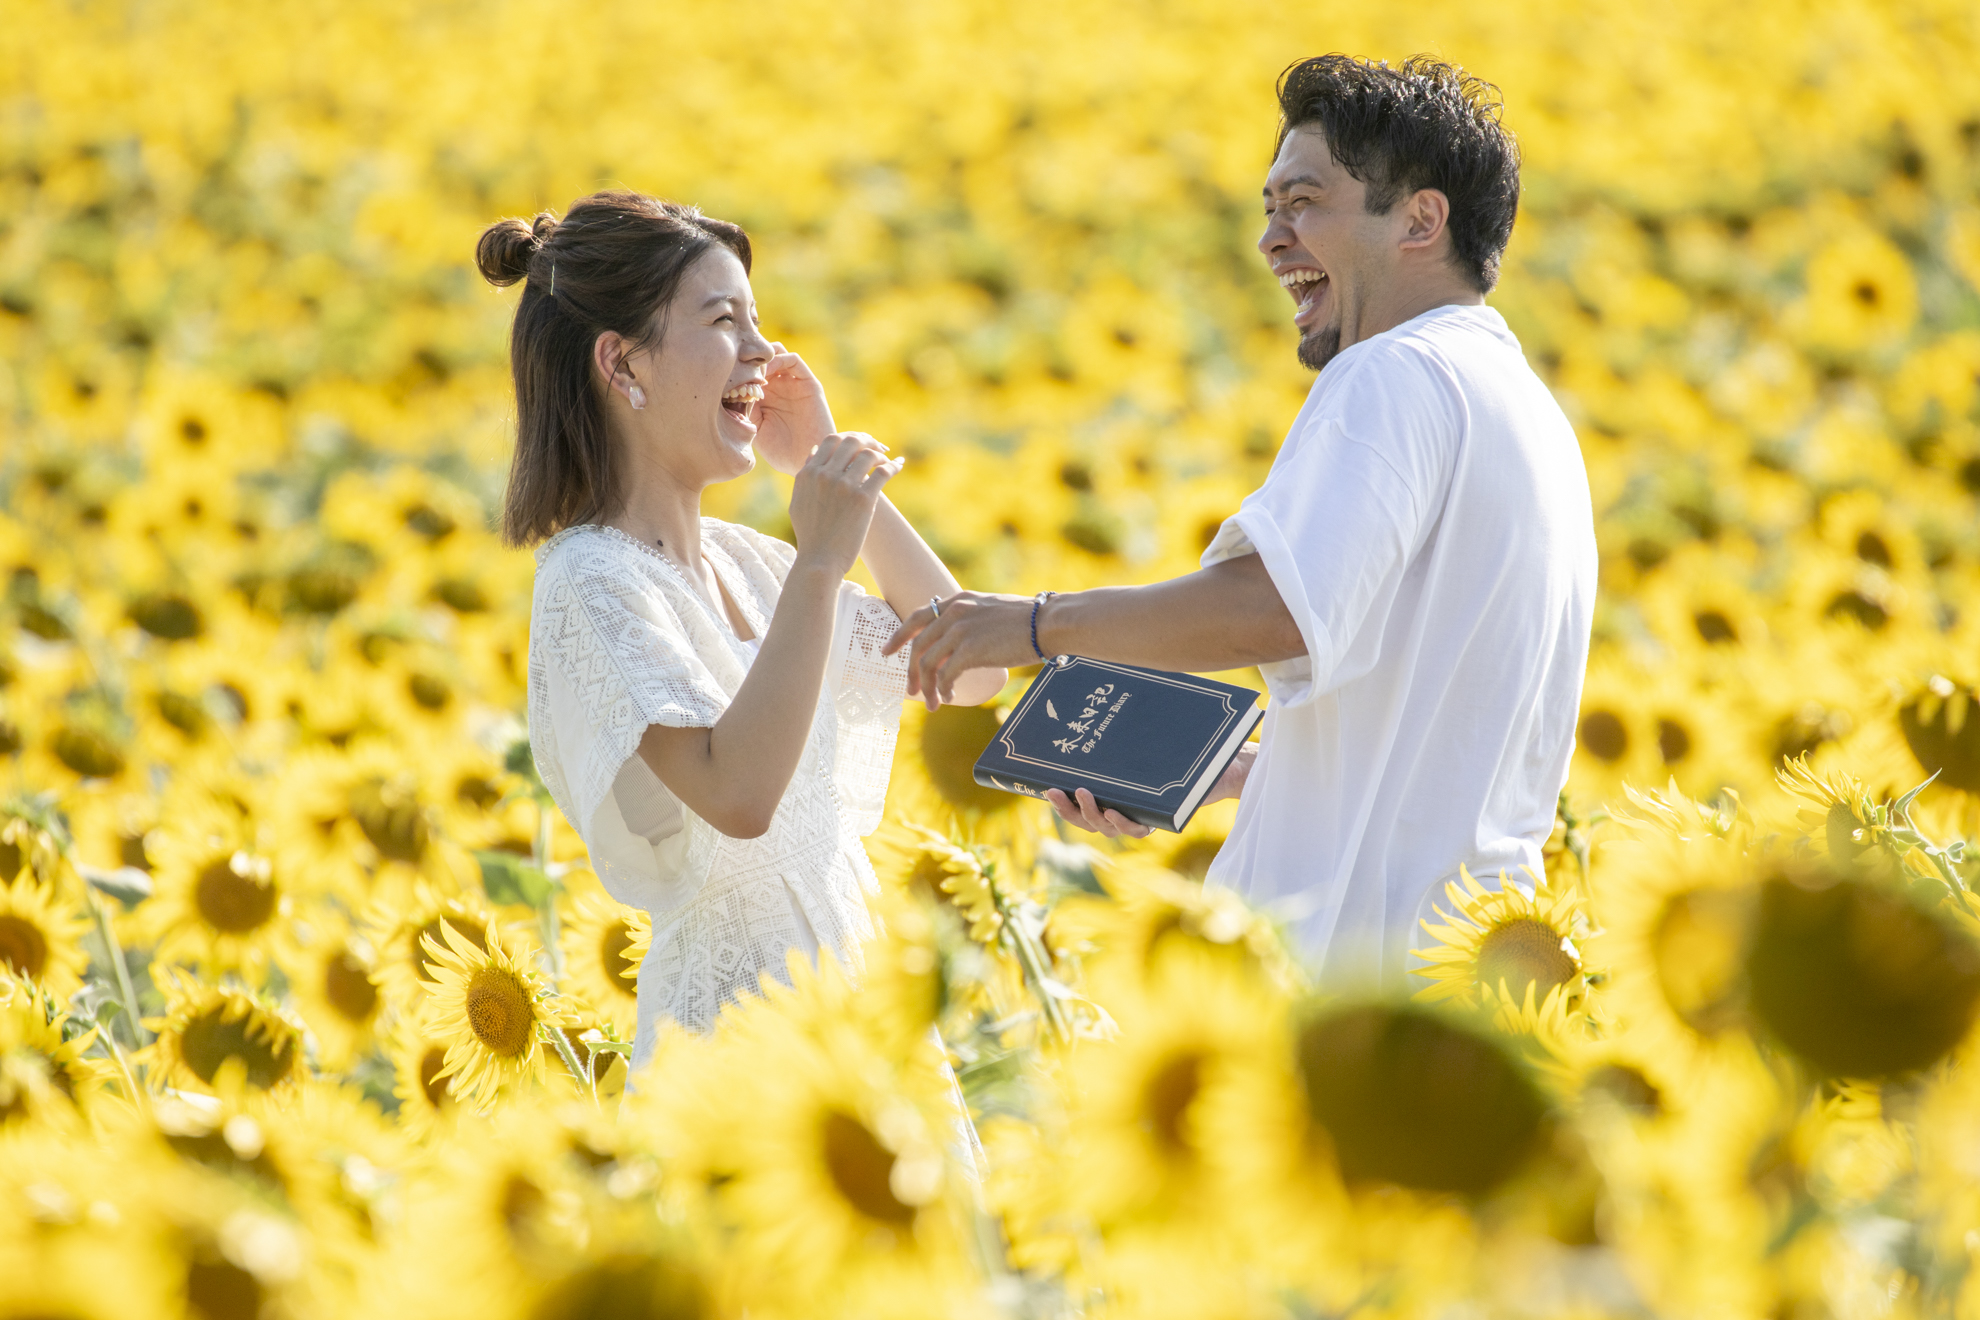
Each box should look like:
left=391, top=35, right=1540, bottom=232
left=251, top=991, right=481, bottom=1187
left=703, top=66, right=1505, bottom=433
left=528, top=521, right=908, bottom=1058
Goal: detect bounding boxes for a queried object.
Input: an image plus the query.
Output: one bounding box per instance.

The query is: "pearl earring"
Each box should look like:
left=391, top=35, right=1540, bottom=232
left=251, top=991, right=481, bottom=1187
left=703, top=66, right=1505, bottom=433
left=628, top=385, right=646, bottom=411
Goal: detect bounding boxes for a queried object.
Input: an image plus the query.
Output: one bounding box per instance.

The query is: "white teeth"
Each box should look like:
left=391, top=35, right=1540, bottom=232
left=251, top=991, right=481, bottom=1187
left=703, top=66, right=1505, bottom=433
left=722, top=382, right=764, bottom=403
left=1277, top=269, right=1326, bottom=289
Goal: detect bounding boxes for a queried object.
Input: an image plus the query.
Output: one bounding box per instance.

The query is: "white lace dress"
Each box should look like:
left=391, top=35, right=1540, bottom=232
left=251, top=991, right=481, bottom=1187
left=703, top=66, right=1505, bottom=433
left=527, top=520, right=909, bottom=1070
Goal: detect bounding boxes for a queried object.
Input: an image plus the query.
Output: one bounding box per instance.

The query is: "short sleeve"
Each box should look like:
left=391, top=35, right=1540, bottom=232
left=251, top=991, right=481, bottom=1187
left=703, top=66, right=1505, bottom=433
left=825, top=581, right=910, bottom=835
left=1202, top=346, right=1460, bottom=707
left=528, top=547, right=733, bottom=885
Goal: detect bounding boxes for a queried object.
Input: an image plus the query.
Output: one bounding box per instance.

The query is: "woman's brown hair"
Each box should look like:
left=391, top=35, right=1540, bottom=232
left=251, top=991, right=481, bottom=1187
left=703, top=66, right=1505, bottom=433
left=476, top=191, right=751, bottom=546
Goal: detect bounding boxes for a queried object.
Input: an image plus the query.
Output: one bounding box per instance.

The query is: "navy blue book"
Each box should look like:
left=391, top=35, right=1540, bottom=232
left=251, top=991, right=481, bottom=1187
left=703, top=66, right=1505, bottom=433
left=971, top=657, right=1264, bottom=833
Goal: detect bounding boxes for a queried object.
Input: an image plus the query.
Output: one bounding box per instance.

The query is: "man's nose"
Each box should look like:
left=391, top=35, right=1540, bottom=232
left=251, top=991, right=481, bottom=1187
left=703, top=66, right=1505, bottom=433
left=1258, top=216, right=1291, bottom=257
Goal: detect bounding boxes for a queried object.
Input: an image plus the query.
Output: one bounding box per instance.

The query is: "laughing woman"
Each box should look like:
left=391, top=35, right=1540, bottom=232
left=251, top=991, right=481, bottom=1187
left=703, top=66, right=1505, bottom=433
left=478, top=192, right=1003, bottom=1071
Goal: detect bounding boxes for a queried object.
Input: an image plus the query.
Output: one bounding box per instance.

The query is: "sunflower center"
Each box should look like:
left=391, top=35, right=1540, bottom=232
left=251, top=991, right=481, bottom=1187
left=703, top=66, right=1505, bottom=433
left=418, top=1046, right=451, bottom=1108
left=1297, top=1004, right=1546, bottom=1195
left=500, top=1172, right=547, bottom=1241
left=52, top=726, right=126, bottom=779
left=1586, top=1063, right=1662, bottom=1115
left=920, top=705, right=1011, bottom=813
left=0, top=913, right=49, bottom=979
left=1476, top=917, right=1576, bottom=1002
left=529, top=1253, right=711, bottom=1320
left=349, top=778, right=429, bottom=863
left=465, top=965, right=535, bottom=1057
left=1651, top=888, right=1752, bottom=1035
left=600, top=920, right=639, bottom=997
left=179, top=1006, right=295, bottom=1088
left=1578, top=710, right=1628, bottom=761
left=323, top=950, right=379, bottom=1023
left=415, top=917, right=487, bottom=980
left=187, top=1250, right=264, bottom=1320
left=194, top=856, right=277, bottom=934
left=1899, top=683, right=1980, bottom=793
left=1141, top=1051, right=1205, bottom=1154
left=820, top=1110, right=916, bottom=1225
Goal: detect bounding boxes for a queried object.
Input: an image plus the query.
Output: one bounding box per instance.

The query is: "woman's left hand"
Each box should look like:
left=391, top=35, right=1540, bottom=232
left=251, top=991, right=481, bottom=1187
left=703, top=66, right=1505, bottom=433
left=754, top=343, right=836, bottom=475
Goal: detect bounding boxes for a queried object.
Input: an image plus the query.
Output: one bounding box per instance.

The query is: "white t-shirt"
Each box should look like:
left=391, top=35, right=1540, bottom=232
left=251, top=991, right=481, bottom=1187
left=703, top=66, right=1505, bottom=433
left=1201, top=303, right=1596, bottom=984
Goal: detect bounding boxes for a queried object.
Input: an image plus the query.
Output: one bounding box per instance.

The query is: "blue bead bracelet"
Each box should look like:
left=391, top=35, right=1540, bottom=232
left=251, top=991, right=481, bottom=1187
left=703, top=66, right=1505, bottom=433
left=1030, top=591, right=1056, bottom=660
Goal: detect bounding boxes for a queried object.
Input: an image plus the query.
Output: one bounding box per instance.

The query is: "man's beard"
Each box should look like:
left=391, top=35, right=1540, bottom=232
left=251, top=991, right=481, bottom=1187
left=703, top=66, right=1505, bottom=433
left=1297, top=323, right=1342, bottom=372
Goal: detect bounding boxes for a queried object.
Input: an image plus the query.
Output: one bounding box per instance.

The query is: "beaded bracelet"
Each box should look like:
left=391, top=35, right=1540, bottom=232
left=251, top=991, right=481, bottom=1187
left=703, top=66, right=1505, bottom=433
left=1030, top=591, right=1057, bottom=660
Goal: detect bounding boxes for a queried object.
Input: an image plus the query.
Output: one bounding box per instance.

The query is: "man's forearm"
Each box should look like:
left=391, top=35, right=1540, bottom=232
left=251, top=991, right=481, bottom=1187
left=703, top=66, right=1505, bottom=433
left=1036, top=554, right=1305, bottom=671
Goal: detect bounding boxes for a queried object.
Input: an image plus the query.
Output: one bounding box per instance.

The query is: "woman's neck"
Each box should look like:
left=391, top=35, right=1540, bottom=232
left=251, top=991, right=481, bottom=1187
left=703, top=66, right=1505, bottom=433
left=606, top=468, right=705, bottom=567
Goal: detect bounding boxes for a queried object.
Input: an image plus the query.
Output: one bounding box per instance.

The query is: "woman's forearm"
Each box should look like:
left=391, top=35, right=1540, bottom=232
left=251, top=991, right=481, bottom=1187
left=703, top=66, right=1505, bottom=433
left=635, top=560, right=841, bottom=838
left=859, top=495, right=959, bottom=616
left=861, top=497, right=1006, bottom=705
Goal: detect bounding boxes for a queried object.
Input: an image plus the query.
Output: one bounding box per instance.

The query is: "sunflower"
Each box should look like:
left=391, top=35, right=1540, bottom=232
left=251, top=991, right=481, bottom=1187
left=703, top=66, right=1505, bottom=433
left=1052, top=855, right=1301, bottom=1001
left=1581, top=797, right=1765, bottom=1081
left=282, top=921, right=385, bottom=1072
left=1796, top=228, right=1919, bottom=352
left=876, top=826, right=1004, bottom=944
left=271, top=741, right=461, bottom=903
left=1776, top=756, right=1883, bottom=864
left=386, top=1014, right=463, bottom=1136
left=855, top=889, right=951, bottom=1054
left=419, top=920, right=573, bottom=1110
left=1412, top=866, right=1587, bottom=1015
left=0, top=806, right=65, bottom=886
left=143, top=966, right=306, bottom=1093
left=368, top=886, right=509, bottom=1007
left=1051, top=933, right=1301, bottom=1230
left=141, top=790, right=290, bottom=980
left=0, top=970, right=116, bottom=1121
left=557, top=889, right=647, bottom=1038
left=0, top=871, right=91, bottom=998
left=639, top=957, right=976, bottom=1320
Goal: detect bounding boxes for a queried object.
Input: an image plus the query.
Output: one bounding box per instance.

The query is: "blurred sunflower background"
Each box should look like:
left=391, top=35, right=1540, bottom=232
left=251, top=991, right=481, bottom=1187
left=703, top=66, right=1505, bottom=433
left=6, top=0, right=1980, bottom=1316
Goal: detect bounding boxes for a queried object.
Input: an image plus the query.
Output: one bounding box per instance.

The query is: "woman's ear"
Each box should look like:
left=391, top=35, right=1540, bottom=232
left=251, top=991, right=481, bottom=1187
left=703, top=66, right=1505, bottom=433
left=593, top=330, right=637, bottom=404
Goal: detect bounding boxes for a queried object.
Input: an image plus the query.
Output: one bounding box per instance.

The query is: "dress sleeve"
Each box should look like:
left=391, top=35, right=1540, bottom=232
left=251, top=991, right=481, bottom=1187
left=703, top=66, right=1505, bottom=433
left=825, top=581, right=910, bottom=836
left=528, top=546, right=732, bottom=890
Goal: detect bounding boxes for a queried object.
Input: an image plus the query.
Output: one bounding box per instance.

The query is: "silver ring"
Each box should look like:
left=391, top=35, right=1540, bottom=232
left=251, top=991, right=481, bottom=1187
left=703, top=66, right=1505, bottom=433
left=928, top=596, right=943, bottom=619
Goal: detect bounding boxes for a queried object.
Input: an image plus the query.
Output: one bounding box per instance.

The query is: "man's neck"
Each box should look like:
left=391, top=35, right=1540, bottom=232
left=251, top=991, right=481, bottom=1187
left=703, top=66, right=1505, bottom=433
left=1342, top=275, right=1485, bottom=354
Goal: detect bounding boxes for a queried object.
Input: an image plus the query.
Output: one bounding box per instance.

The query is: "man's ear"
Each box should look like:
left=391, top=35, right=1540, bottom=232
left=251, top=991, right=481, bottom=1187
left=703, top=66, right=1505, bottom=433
left=1397, top=188, right=1452, bottom=254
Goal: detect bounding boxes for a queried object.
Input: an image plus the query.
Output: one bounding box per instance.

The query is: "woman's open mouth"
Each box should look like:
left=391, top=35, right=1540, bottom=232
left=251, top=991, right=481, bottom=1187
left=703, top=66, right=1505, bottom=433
left=720, top=381, right=763, bottom=427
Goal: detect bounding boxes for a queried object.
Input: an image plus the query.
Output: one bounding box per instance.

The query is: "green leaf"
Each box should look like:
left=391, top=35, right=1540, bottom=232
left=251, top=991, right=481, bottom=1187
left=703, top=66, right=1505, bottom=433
left=476, top=850, right=555, bottom=907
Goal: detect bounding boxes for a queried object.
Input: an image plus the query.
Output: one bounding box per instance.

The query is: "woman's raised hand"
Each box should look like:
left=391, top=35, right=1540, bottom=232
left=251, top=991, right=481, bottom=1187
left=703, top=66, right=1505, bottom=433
left=754, top=343, right=835, bottom=475
left=788, top=433, right=903, bottom=578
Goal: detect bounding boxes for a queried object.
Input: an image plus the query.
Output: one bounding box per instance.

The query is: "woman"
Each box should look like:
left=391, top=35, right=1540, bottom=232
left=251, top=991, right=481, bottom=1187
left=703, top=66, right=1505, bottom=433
left=478, top=191, right=1003, bottom=1070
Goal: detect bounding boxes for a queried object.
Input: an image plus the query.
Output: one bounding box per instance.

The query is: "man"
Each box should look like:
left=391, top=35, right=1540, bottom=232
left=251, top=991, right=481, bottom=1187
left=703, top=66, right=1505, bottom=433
left=884, top=55, right=1596, bottom=984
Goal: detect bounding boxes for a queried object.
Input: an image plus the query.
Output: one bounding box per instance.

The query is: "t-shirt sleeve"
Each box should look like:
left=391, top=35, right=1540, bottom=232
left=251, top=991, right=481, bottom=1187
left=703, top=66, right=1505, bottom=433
left=824, top=581, right=910, bottom=836
left=1202, top=347, right=1459, bottom=707
left=528, top=550, right=732, bottom=871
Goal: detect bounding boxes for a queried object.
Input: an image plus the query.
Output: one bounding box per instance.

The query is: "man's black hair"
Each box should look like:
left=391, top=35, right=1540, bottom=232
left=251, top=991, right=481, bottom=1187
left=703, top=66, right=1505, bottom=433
left=1276, top=55, right=1520, bottom=293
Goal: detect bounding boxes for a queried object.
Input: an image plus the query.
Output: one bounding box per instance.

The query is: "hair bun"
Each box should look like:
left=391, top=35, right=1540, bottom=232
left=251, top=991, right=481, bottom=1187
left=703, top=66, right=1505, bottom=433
left=475, top=212, right=554, bottom=287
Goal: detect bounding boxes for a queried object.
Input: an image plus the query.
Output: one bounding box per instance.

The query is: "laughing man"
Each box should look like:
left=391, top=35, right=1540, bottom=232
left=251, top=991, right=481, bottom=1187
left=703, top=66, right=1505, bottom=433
left=885, top=55, right=1596, bottom=984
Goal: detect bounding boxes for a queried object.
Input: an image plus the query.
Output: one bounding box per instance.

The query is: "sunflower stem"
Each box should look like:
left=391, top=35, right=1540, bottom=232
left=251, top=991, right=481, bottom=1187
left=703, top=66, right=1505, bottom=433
left=87, top=889, right=148, bottom=1050
left=532, top=798, right=566, bottom=981
left=542, top=1021, right=596, bottom=1107
left=994, top=882, right=1069, bottom=1043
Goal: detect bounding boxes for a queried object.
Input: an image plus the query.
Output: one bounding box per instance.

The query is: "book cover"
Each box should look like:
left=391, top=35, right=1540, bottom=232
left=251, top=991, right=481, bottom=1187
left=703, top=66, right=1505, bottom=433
left=971, top=657, right=1264, bottom=833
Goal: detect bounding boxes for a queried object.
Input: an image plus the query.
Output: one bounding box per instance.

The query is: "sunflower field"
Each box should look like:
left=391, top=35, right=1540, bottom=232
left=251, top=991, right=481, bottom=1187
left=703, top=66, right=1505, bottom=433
left=6, top=0, right=1980, bottom=1317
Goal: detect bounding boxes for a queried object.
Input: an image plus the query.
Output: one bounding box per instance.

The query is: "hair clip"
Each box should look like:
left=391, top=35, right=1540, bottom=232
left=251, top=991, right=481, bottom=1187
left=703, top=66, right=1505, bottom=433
left=549, top=260, right=556, bottom=296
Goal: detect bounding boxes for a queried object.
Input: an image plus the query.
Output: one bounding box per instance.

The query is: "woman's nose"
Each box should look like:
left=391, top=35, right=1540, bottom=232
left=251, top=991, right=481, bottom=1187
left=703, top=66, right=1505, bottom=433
left=739, top=324, right=774, bottom=362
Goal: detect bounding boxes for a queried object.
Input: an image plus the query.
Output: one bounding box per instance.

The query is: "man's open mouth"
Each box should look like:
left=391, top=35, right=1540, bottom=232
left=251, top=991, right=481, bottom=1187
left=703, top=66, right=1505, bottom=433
left=1279, top=267, right=1327, bottom=317
left=720, top=381, right=763, bottom=421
